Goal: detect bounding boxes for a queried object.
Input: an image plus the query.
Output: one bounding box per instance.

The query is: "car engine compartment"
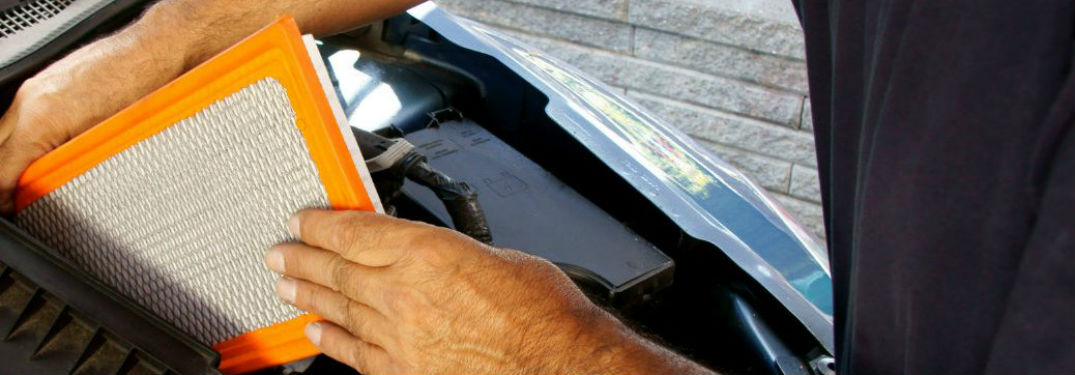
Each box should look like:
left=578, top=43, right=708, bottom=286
left=0, top=5, right=833, bottom=375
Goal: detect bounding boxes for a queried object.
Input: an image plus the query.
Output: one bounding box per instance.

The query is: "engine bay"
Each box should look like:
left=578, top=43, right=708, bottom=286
left=0, top=7, right=833, bottom=375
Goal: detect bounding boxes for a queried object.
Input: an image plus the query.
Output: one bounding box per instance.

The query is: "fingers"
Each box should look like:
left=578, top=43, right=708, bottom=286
left=277, top=277, right=393, bottom=346
left=0, top=96, right=62, bottom=215
left=266, top=243, right=392, bottom=312
left=307, top=321, right=393, bottom=374
left=265, top=242, right=369, bottom=289
left=288, top=209, right=417, bottom=267
left=0, top=132, right=48, bottom=214
left=0, top=108, right=15, bottom=145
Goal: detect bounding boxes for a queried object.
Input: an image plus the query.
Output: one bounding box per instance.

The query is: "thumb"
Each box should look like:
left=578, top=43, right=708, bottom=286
left=0, top=129, right=52, bottom=215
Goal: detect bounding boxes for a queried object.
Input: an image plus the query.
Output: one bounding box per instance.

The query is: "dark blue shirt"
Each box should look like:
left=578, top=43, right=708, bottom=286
left=794, top=1, right=1074, bottom=372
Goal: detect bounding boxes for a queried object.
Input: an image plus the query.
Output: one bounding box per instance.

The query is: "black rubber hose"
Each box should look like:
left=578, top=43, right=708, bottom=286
left=350, top=127, right=492, bottom=244
left=404, top=161, right=493, bottom=244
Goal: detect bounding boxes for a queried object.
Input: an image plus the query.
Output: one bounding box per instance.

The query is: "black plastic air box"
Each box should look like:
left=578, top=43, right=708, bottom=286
left=399, top=120, right=675, bottom=306
left=0, top=219, right=219, bottom=374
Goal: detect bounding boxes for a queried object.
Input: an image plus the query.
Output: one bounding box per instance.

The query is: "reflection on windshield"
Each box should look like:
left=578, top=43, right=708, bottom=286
left=326, top=49, right=402, bottom=132
left=520, top=51, right=833, bottom=316
left=525, top=58, right=719, bottom=198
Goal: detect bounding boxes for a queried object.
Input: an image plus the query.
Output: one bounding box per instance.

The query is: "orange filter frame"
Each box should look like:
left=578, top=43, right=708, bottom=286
left=14, top=16, right=376, bottom=374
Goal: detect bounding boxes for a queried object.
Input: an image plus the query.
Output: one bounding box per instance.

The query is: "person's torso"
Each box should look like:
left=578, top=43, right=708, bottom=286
left=795, top=0, right=1075, bottom=372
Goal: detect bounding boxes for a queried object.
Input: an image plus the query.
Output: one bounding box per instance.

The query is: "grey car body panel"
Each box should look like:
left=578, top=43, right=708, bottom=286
left=409, top=2, right=834, bottom=353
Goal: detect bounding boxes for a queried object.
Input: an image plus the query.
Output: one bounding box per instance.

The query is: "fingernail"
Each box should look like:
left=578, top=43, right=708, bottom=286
left=265, top=247, right=285, bottom=273
left=305, top=322, right=322, bottom=346
left=287, top=214, right=301, bottom=238
left=276, top=278, right=297, bottom=304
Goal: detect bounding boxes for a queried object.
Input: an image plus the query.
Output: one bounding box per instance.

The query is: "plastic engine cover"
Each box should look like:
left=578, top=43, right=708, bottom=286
left=401, top=119, right=674, bottom=306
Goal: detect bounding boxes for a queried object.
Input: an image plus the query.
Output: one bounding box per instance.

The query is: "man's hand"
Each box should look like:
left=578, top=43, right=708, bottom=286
left=0, top=0, right=421, bottom=213
left=266, top=209, right=711, bottom=374
left=0, top=15, right=190, bottom=213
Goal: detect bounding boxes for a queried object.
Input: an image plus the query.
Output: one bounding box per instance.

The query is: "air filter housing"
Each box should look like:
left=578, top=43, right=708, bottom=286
left=0, top=0, right=114, bottom=69
left=13, top=16, right=379, bottom=374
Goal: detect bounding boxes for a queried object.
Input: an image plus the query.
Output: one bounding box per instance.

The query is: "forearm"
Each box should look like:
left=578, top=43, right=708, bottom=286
left=147, top=0, right=423, bottom=70
left=21, top=0, right=419, bottom=140
left=570, top=309, right=715, bottom=374
left=616, top=336, right=715, bottom=374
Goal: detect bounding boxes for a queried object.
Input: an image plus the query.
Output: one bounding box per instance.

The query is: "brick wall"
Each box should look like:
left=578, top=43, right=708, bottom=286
left=435, top=0, right=826, bottom=239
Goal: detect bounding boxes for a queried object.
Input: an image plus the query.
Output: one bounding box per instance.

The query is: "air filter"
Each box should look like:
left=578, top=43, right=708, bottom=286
left=13, top=16, right=380, bottom=374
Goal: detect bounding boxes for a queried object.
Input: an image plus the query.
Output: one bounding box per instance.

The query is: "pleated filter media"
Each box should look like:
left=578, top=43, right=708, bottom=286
left=17, top=78, right=320, bottom=343
left=12, top=17, right=380, bottom=374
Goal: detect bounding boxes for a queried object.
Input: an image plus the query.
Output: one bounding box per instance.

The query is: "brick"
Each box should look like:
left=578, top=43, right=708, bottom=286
left=627, top=91, right=817, bottom=166
left=696, top=141, right=791, bottom=193
left=628, top=0, right=806, bottom=59
left=771, top=194, right=826, bottom=239
left=713, top=0, right=803, bottom=25
left=500, top=30, right=804, bottom=125
left=789, top=164, right=821, bottom=203
left=634, top=28, right=808, bottom=93
left=436, top=0, right=633, bottom=53
left=503, top=0, right=627, bottom=21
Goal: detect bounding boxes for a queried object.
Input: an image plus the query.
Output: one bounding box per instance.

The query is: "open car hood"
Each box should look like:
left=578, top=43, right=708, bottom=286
left=405, top=2, right=834, bottom=353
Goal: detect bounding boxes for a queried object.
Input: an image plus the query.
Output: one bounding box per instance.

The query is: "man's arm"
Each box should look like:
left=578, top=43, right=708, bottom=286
left=0, top=0, right=423, bottom=212
left=268, top=209, right=714, bottom=374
